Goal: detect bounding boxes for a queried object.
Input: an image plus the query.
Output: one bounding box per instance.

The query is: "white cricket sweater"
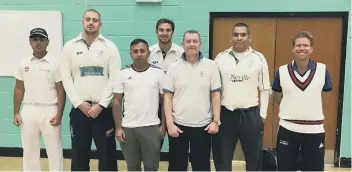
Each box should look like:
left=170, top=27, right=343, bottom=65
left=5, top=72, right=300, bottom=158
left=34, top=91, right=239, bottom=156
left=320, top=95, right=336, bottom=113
left=278, top=61, right=327, bottom=133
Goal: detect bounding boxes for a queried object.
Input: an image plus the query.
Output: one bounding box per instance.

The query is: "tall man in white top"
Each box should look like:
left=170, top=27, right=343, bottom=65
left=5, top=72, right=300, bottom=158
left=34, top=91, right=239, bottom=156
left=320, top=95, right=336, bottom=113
left=272, top=31, right=332, bottom=171
left=13, top=28, right=66, bottom=171
left=113, top=38, right=165, bottom=171
left=149, top=18, right=184, bottom=150
left=163, top=30, right=222, bottom=171
left=212, top=23, right=271, bottom=171
left=60, top=9, right=121, bottom=171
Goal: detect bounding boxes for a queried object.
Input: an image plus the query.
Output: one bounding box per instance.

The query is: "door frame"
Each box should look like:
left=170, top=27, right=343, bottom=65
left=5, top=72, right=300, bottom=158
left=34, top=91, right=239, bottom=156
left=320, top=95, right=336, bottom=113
left=208, top=12, right=349, bottom=167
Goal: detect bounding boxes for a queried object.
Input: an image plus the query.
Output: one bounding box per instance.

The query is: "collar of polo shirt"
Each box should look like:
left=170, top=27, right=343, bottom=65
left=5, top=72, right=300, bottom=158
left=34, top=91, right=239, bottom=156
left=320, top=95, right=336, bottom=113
left=154, top=42, right=179, bottom=54
left=228, top=47, right=253, bottom=57
left=181, top=52, right=203, bottom=61
left=291, top=59, right=316, bottom=71
left=30, top=53, right=50, bottom=62
left=73, top=32, right=106, bottom=43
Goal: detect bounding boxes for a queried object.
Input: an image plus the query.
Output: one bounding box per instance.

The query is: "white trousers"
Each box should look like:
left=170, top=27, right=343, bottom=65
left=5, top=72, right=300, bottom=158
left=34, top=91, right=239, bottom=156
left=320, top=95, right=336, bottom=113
left=21, top=104, right=64, bottom=171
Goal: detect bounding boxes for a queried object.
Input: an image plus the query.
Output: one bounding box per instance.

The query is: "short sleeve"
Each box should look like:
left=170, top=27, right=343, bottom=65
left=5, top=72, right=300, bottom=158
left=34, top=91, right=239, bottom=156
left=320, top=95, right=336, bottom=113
left=323, top=68, right=332, bottom=92
left=157, top=70, right=165, bottom=94
left=54, top=63, right=62, bottom=82
left=14, top=61, right=24, bottom=81
left=272, top=70, right=282, bottom=93
left=258, top=55, right=271, bottom=90
left=113, top=70, right=124, bottom=94
left=162, top=65, right=175, bottom=93
left=210, top=62, right=222, bottom=92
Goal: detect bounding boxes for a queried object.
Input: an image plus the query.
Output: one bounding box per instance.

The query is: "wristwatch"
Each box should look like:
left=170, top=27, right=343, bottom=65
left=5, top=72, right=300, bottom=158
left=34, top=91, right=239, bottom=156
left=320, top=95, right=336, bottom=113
left=213, top=120, right=221, bottom=126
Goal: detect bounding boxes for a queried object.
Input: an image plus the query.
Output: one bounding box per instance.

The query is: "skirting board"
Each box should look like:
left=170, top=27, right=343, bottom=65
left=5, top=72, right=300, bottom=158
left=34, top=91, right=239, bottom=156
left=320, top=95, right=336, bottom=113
left=1, top=147, right=350, bottom=168
left=0, top=147, right=169, bottom=161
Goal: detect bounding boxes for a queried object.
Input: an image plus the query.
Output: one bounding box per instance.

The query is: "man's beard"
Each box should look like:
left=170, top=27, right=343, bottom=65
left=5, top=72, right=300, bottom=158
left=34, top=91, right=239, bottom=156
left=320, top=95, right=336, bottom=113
left=84, top=28, right=98, bottom=35
left=158, top=37, right=171, bottom=44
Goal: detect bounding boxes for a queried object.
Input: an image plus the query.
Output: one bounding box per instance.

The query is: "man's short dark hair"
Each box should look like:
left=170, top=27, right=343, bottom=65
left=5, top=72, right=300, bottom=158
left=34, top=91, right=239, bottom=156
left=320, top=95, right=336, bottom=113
left=292, top=31, right=313, bottom=46
left=84, top=9, right=101, bottom=20
left=233, top=23, right=251, bottom=35
left=156, top=18, right=175, bottom=32
left=182, top=30, right=201, bottom=41
left=130, top=38, right=149, bottom=50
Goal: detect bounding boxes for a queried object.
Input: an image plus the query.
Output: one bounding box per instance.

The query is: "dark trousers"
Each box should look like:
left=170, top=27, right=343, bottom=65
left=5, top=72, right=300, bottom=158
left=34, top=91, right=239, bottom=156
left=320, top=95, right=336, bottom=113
left=69, top=107, right=117, bottom=171
left=212, top=106, right=264, bottom=171
left=168, top=123, right=211, bottom=171
left=276, top=126, right=325, bottom=171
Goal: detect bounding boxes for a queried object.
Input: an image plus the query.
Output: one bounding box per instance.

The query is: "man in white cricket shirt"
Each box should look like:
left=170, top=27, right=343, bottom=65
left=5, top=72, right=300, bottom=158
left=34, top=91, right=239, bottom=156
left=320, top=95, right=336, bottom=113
left=272, top=31, right=332, bottom=171
left=13, top=28, right=65, bottom=171
left=60, top=9, right=121, bottom=171
left=113, top=38, right=165, bottom=171
left=212, top=23, right=271, bottom=171
left=149, top=18, right=184, bottom=149
left=149, top=18, right=184, bottom=72
left=163, top=30, right=222, bottom=171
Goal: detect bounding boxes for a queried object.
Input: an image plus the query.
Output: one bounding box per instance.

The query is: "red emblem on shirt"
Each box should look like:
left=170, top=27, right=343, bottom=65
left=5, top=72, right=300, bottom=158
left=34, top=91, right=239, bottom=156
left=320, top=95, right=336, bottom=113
left=24, top=66, right=29, bottom=72
left=200, top=71, right=204, bottom=77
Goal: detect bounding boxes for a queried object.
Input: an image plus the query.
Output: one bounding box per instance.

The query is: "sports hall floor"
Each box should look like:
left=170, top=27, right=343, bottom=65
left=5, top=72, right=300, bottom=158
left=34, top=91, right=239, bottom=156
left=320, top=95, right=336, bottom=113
left=0, top=157, right=350, bottom=171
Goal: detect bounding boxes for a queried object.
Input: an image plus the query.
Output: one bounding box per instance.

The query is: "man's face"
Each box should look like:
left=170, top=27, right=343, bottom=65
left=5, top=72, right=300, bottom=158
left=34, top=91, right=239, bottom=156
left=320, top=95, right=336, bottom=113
left=130, top=42, right=150, bottom=66
left=231, top=26, right=251, bottom=52
left=292, top=37, right=313, bottom=60
left=156, top=23, right=173, bottom=44
left=82, top=11, right=101, bottom=34
left=182, top=33, right=202, bottom=55
left=29, top=36, right=49, bottom=53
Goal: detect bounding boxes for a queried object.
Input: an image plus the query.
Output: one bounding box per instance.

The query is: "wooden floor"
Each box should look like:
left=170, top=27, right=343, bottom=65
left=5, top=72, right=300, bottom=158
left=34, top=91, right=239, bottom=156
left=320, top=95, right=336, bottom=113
left=0, top=157, right=350, bottom=171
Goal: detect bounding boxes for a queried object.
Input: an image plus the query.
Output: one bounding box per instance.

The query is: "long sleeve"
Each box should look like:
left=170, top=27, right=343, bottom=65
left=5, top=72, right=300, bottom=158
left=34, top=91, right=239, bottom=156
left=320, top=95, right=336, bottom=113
left=60, top=42, right=83, bottom=108
left=98, top=45, right=121, bottom=107
left=260, top=90, right=270, bottom=119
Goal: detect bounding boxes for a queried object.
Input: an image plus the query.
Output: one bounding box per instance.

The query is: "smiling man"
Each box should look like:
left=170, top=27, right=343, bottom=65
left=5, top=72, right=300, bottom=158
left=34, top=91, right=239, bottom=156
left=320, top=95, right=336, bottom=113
left=149, top=18, right=184, bottom=72
left=148, top=18, right=184, bottom=151
left=163, top=30, right=221, bottom=171
left=60, top=9, right=121, bottom=171
left=272, top=31, right=332, bottom=171
left=212, top=22, right=271, bottom=171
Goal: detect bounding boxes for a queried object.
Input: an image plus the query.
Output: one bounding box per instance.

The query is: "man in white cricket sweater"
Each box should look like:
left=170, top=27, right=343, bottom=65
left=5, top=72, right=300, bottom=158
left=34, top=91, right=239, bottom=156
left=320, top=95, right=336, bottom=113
left=60, top=9, right=121, bottom=171
left=148, top=18, right=184, bottom=150
left=113, top=39, right=165, bottom=171
left=13, top=28, right=65, bottom=171
left=212, top=23, right=271, bottom=171
left=272, top=31, right=332, bottom=171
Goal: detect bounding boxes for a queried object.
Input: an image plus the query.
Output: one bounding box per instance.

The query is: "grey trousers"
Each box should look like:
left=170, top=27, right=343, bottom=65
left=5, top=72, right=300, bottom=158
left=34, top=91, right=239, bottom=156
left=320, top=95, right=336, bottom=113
left=120, top=125, right=161, bottom=171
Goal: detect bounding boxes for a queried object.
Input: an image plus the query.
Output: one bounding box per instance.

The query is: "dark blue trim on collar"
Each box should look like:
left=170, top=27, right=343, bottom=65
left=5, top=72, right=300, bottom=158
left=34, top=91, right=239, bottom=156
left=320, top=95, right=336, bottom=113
left=292, top=59, right=316, bottom=71
left=181, top=52, right=204, bottom=61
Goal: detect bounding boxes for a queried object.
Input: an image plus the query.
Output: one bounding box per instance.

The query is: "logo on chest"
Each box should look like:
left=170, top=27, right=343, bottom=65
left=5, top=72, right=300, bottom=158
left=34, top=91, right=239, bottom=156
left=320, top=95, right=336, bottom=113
left=97, top=50, right=104, bottom=58
left=230, top=74, right=250, bottom=83
left=24, top=66, right=29, bottom=72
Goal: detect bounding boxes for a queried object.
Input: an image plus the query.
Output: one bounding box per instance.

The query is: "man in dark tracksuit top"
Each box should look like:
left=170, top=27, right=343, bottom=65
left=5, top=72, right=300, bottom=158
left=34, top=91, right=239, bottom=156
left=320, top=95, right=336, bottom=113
left=60, top=9, right=121, bottom=171
left=212, top=23, right=271, bottom=171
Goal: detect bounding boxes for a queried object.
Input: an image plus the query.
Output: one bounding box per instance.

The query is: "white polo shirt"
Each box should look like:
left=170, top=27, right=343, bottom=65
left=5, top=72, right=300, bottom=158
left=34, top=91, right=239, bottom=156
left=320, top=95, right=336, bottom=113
left=163, top=53, right=222, bottom=127
left=61, top=33, right=121, bottom=108
left=114, top=65, right=164, bottom=128
left=215, top=47, right=271, bottom=110
left=148, top=43, right=184, bottom=72
left=14, top=54, right=61, bottom=105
